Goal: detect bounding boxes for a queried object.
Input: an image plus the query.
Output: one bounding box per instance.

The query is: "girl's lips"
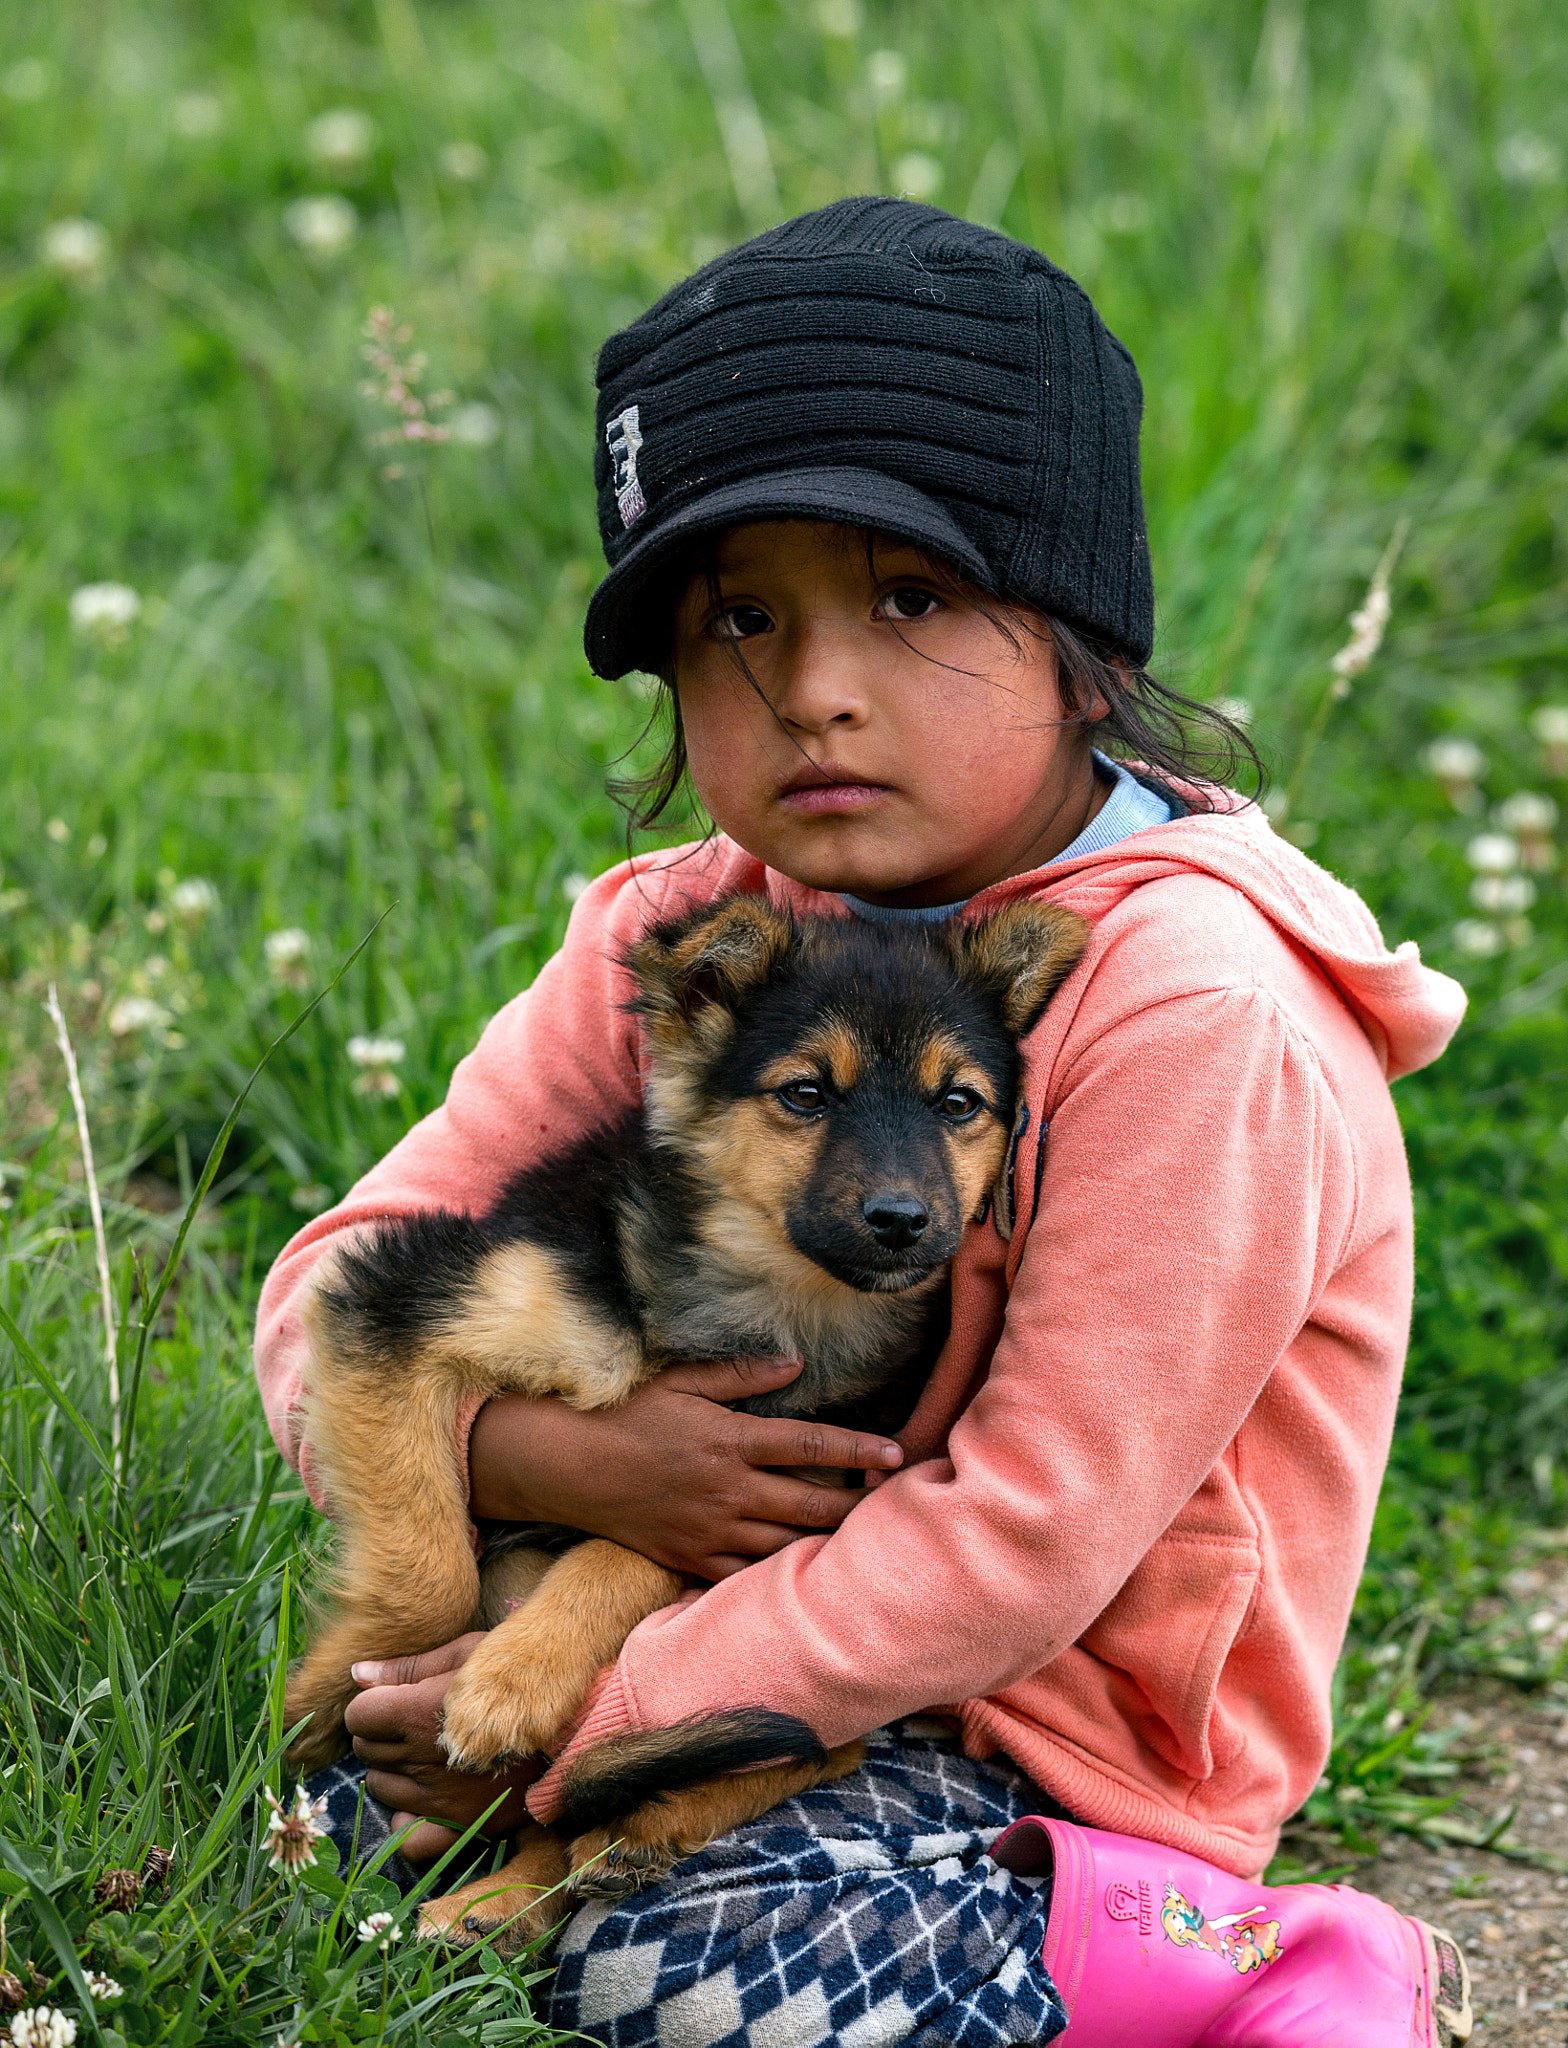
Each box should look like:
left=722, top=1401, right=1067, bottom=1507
left=777, top=781, right=891, bottom=815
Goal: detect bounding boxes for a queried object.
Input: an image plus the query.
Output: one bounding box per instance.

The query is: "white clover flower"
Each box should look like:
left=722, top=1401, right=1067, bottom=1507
left=356, top=1910, right=401, bottom=1949
left=262, top=1784, right=330, bottom=1874
left=83, top=1975, right=122, bottom=2003
left=347, top=1035, right=404, bottom=1067
left=1495, top=790, right=1557, bottom=836
left=172, top=91, right=224, bottom=137
left=265, top=927, right=312, bottom=990
left=1469, top=873, right=1535, bottom=914
left=1466, top=831, right=1519, bottom=873
left=46, top=819, right=70, bottom=844
left=108, top=995, right=171, bottom=1037
left=41, top=218, right=108, bottom=279
left=9, top=2012, right=77, bottom=2048
left=1422, top=737, right=1483, bottom=784
left=70, top=582, right=141, bottom=644
left=448, top=402, right=500, bottom=447
left=867, top=49, right=907, bottom=103
left=1496, top=132, right=1561, bottom=185
left=437, top=139, right=489, bottom=182
left=1531, top=704, right=1568, bottom=756
left=892, top=151, right=942, bottom=200
left=347, top=1035, right=405, bottom=1096
left=289, top=1183, right=332, bottom=1214
left=562, top=872, right=591, bottom=903
left=170, top=876, right=219, bottom=924
left=283, top=195, right=358, bottom=260
left=305, top=109, right=375, bottom=170
left=1494, top=789, right=1558, bottom=868
left=1453, top=919, right=1503, bottom=958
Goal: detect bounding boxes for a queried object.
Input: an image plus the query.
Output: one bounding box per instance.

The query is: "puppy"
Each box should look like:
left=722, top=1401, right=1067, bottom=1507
left=284, top=892, right=1088, bottom=1947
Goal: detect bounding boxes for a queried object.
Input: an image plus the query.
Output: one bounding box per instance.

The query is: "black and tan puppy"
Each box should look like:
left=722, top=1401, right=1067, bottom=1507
left=285, top=892, right=1088, bottom=1946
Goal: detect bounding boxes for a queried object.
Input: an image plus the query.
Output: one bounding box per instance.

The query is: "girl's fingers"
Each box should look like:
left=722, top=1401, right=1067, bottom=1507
left=741, top=1417, right=904, bottom=1475
left=349, top=1632, right=486, bottom=1690
left=348, top=1732, right=410, bottom=1766
left=364, top=1768, right=432, bottom=1814
left=388, top=1812, right=461, bottom=1865
left=657, top=1354, right=803, bottom=1401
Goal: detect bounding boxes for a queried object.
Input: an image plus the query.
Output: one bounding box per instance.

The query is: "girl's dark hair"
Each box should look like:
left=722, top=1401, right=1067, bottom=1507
left=607, top=533, right=1265, bottom=839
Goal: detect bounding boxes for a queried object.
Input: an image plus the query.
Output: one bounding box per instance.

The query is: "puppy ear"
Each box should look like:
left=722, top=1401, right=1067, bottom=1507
left=627, top=894, right=796, bottom=1041
left=949, top=901, right=1091, bottom=1038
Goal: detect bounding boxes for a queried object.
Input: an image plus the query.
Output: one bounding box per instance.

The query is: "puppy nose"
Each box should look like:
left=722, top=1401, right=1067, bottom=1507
left=861, top=1194, right=930, bottom=1250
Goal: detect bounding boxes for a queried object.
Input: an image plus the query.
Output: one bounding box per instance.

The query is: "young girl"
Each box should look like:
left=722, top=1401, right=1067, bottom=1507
left=256, top=199, right=1473, bottom=2046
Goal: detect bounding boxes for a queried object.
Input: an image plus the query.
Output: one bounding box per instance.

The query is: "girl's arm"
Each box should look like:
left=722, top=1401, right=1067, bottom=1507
left=254, top=856, right=678, bottom=1504
left=525, top=978, right=1368, bottom=1817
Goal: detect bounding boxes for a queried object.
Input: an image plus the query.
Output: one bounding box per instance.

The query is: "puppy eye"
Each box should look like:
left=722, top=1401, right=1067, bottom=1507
left=776, top=1080, right=827, bottom=1115
left=937, top=1087, right=983, bottom=1122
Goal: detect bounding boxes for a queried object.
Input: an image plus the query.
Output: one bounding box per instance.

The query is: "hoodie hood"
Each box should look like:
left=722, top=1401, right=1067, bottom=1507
left=975, top=797, right=1466, bottom=1083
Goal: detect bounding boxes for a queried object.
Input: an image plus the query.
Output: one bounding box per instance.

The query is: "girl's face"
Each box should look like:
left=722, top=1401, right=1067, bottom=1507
left=670, top=520, right=1106, bottom=908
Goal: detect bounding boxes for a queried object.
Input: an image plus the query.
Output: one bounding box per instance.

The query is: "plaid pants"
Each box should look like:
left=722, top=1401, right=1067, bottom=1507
left=308, top=1720, right=1068, bottom=2047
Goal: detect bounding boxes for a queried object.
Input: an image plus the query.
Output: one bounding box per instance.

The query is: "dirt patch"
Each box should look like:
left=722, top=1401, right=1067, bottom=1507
left=1313, top=1536, right=1568, bottom=2042
left=1349, top=1684, right=1568, bottom=2043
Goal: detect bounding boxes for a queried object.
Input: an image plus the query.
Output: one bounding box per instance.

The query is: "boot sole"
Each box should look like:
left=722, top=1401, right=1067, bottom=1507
left=1413, top=1920, right=1473, bottom=2047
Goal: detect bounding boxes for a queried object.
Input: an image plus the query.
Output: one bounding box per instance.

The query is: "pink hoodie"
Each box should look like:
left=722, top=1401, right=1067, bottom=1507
left=254, top=802, right=1464, bottom=1878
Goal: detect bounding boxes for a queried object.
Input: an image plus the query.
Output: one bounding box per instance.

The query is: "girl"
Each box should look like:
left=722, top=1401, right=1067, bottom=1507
left=256, top=199, right=1472, bottom=2046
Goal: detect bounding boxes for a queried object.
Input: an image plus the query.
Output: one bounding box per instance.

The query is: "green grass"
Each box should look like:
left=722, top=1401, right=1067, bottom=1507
left=2, top=0, right=1567, bottom=2032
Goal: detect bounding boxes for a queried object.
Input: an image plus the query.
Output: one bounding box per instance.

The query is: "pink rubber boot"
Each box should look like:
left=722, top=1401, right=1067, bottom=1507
left=991, top=1815, right=1472, bottom=2048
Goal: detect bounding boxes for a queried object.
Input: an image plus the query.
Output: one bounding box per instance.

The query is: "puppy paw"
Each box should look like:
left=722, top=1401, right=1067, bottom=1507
left=416, top=1832, right=572, bottom=1956
left=439, top=1635, right=586, bottom=1768
left=417, top=1884, right=556, bottom=1957
left=567, top=1827, right=677, bottom=1900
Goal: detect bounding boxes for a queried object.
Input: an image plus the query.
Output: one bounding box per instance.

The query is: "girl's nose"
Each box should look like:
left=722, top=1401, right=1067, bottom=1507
left=769, top=619, right=870, bottom=734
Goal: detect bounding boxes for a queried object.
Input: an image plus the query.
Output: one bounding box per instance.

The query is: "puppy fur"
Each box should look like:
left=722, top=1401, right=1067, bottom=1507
left=285, top=892, right=1088, bottom=1948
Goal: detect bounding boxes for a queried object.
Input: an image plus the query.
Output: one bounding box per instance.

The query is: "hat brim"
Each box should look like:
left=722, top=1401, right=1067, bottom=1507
left=582, top=466, right=997, bottom=678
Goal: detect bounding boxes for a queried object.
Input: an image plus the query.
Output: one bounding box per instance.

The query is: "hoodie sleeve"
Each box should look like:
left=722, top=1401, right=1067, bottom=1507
left=252, top=859, right=677, bottom=1510
left=527, top=981, right=1360, bottom=1818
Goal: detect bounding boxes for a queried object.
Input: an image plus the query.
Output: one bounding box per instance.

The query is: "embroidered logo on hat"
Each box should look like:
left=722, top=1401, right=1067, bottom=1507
left=606, top=405, right=646, bottom=527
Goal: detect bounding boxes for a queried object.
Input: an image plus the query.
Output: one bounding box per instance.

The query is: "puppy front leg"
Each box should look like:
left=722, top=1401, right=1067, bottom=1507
left=567, top=1742, right=867, bottom=1898
left=440, top=1540, right=682, bottom=1769
left=285, top=1359, right=482, bottom=1773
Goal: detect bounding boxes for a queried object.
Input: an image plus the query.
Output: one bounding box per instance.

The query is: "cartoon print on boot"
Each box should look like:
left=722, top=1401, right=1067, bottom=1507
left=1161, top=1882, right=1283, bottom=1975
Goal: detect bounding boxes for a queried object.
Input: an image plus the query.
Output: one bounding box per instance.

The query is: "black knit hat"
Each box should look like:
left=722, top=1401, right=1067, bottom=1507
left=583, top=197, right=1154, bottom=678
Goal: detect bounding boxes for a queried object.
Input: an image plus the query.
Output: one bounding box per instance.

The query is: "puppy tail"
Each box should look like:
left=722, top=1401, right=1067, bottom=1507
left=554, top=1710, right=828, bottom=1835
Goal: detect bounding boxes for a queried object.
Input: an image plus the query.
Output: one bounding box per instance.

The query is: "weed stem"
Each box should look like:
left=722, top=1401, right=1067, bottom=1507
left=44, top=984, right=120, bottom=1483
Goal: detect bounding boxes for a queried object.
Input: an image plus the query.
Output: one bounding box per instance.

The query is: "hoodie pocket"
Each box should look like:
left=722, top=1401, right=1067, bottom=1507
left=1077, top=1519, right=1261, bottom=1783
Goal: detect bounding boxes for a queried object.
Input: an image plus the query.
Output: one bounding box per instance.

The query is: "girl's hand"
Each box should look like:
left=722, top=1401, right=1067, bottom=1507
left=344, top=1636, right=542, bottom=1863
left=467, top=1356, right=905, bottom=1581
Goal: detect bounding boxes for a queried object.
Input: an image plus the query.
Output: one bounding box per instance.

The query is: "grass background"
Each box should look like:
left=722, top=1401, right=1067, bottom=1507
left=1, top=0, right=1566, bottom=2037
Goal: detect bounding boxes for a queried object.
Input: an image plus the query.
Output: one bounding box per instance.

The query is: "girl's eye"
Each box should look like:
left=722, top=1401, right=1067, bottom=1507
left=936, top=1087, right=983, bottom=1123
left=711, top=603, right=773, bottom=640
left=776, top=1080, right=827, bottom=1115
left=875, top=586, right=942, bottom=623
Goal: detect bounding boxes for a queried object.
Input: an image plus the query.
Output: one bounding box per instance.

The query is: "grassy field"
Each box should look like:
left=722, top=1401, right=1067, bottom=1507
left=2, top=0, right=1566, bottom=2037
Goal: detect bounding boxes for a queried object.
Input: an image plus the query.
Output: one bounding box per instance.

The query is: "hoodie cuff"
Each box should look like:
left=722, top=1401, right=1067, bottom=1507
left=524, top=1666, right=634, bottom=1825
